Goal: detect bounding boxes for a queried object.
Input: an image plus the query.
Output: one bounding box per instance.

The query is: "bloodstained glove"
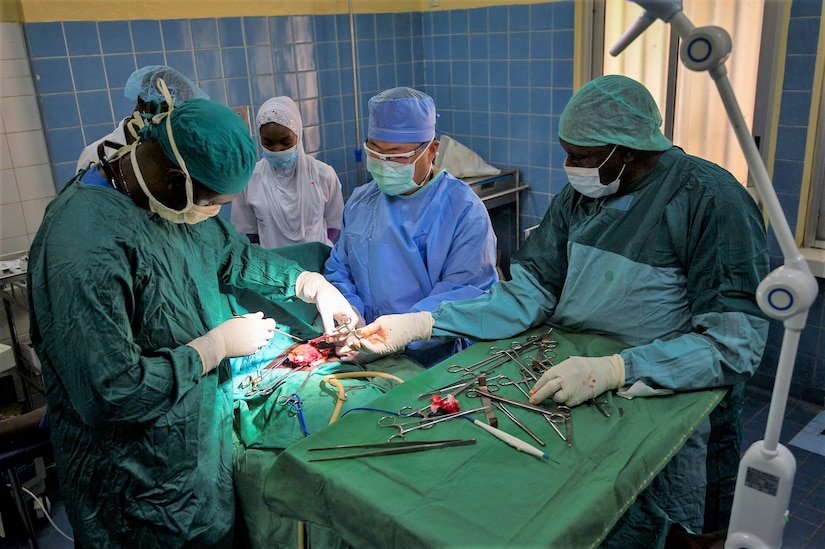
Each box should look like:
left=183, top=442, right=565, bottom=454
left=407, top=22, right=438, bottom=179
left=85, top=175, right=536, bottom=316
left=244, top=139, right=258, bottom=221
left=187, top=312, right=276, bottom=375
left=338, top=312, right=435, bottom=356
left=528, top=354, right=625, bottom=407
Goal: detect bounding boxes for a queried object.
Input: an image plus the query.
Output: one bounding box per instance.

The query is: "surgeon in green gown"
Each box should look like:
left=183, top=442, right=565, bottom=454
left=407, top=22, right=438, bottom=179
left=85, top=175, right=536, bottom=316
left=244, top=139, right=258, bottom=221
left=340, top=75, right=770, bottom=547
left=28, top=87, right=356, bottom=548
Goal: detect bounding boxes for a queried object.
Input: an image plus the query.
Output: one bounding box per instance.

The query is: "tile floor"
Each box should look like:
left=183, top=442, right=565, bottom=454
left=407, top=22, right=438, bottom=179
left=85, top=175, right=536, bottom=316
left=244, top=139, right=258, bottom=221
left=3, top=383, right=824, bottom=548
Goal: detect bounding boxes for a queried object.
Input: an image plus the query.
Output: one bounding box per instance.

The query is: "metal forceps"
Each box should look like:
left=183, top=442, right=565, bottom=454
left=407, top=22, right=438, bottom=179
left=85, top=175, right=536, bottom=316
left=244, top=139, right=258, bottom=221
left=488, top=337, right=541, bottom=372
left=446, top=353, right=509, bottom=380
left=471, top=388, right=572, bottom=446
left=493, top=374, right=534, bottom=399
left=275, top=369, right=315, bottom=407
left=378, top=406, right=488, bottom=442
left=329, top=314, right=363, bottom=344
left=306, top=438, right=477, bottom=462
left=417, top=374, right=505, bottom=400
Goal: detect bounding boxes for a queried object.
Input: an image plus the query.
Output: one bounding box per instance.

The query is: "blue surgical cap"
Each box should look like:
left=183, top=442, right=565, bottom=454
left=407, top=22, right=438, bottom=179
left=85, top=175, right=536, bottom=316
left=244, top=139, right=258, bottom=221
left=368, top=87, right=436, bottom=143
left=559, top=75, right=672, bottom=152
left=124, top=65, right=209, bottom=104
left=139, top=99, right=256, bottom=195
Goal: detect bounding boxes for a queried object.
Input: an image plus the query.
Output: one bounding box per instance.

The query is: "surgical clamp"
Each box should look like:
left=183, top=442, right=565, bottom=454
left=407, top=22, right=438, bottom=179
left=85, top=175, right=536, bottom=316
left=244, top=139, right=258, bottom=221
left=492, top=401, right=546, bottom=447
left=472, top=388, right=572, bottom=445
left=378, top=406, right=490, bottom=442
left=417, top=374, right=504, bottom=400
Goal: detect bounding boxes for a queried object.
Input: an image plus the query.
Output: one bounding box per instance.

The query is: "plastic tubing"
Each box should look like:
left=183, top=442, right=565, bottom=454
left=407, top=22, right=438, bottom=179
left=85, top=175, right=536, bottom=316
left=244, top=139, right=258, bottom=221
left=322, top=371, right=405, bottom=424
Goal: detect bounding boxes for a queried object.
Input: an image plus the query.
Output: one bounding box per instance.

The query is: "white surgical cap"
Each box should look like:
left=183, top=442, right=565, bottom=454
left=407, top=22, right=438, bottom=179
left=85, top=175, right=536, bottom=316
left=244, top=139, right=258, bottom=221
left=256, top=96, right=302, bottom=137
left=368, top=87, right=436, bottom=143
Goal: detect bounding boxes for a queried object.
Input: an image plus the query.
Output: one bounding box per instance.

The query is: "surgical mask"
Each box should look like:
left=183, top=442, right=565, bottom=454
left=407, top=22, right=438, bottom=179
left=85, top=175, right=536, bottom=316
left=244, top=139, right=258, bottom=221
left=367, top=147, right=429, bottom=196
left=564, top=145, right=625, bottom=198
left=154, top=203, right=222, bottom=224
left=262, top=145, right=298, bottom=169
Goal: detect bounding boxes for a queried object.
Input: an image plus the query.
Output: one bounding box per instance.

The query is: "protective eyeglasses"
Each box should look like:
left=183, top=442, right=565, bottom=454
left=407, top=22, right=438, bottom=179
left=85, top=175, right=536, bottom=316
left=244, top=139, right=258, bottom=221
left=363, top=140, right=431, bottom=164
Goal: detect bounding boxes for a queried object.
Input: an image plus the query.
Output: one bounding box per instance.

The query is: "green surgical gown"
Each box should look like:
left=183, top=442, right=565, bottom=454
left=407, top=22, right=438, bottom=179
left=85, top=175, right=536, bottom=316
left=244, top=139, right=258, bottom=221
left=433, top=147, right=770, bottom=541
left=27, top=176, right=306, bottom=548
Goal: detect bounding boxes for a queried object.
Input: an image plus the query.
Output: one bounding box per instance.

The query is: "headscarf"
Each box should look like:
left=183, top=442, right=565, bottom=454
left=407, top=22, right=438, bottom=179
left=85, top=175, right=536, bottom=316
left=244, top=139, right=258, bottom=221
left=559, top=74, right=672, bottom=151
left=368, top=87, right=436, bottom=143
left=138, top=97, right=257, bottom=195
left=124, top=65, right=209, bottom=104
left=253, top=96, right=323, bottom=241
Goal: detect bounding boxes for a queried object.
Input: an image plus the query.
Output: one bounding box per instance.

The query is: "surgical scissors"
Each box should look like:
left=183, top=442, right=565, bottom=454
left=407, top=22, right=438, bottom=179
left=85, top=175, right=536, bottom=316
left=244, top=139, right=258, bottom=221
left=378, top=406, right=489, bottom=442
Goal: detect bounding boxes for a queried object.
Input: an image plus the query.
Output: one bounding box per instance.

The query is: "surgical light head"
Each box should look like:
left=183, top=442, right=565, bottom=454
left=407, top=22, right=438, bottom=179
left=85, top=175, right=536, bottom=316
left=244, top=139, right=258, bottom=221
left=559, top=75, right=671, bottom=152
left=124, top=65, right=209, bottom=105
left=368, top=87, right=436, bottom=144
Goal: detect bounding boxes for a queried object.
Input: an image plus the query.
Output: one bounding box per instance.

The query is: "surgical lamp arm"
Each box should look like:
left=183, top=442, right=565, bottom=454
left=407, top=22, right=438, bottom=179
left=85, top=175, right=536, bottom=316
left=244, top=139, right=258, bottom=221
left=612, top=3, right=818, bottom=548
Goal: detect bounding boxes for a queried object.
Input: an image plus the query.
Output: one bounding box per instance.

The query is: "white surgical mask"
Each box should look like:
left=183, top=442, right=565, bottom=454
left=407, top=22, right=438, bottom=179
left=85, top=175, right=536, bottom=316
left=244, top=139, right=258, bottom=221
left=262, top=145, right=298, bottom=169
left=564, top=145, right=625, bottom=198
left=154, top=203, right=222, bottom=224
left=367, top=145, right=431, bottom=196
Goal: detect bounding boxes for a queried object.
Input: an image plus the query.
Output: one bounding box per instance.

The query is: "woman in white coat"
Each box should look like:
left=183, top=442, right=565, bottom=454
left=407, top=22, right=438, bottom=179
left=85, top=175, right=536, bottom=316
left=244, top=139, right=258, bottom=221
left=231, top=96, right=344, bottom=248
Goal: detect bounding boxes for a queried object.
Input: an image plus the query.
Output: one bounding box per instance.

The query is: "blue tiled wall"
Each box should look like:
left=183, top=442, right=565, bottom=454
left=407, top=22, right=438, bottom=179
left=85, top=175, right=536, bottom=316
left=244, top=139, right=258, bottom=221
left=23, top=1, right=574, bottom=223
left=755, top=0, right=825, bottom=405
left=24, top=12, right=427, bottom=198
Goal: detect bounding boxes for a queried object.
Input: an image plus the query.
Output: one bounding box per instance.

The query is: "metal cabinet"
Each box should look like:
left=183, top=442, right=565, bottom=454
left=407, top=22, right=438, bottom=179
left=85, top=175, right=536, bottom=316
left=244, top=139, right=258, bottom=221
left=0, top=251, right=39, bottom=411
left=462, top=169, right=529, bottom=279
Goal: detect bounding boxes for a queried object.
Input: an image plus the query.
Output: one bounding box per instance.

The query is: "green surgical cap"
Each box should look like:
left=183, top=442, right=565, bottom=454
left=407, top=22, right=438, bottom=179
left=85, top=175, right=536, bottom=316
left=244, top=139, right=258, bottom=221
left=559, top=75, right=672, bottom=151
left=139, top=99, right=256, bottom=195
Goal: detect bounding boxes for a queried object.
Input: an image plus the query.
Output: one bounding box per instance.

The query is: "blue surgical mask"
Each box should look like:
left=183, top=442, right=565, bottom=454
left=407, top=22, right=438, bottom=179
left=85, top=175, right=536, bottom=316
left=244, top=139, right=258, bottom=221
left=367, top=148, right=431, bottom=196
left=262, top=145, right=298, bottom=169
left=564, top=145, right=625, bottom=198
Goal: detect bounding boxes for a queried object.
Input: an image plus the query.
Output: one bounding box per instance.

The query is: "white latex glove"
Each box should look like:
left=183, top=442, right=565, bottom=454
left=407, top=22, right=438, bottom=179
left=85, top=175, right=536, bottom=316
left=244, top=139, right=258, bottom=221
left=528, top=354, right=625, bottom=407
left=295, top=271, right=359, bottom=334
left=187, top=312, right=276, bottom=375
left=339, top=312, right=434, bottom=356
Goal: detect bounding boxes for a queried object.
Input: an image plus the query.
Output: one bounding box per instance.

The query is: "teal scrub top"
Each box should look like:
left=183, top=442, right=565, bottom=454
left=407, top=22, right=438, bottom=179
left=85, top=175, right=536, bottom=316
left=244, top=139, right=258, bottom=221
left=434, top=146, right=770, bottom=393
left=28, top=174, right=305, bottom=548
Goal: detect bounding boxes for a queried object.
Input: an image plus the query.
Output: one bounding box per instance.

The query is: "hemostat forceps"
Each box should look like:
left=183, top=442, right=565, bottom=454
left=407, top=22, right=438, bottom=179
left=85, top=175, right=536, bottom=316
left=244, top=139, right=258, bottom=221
left=378, top=406, right=489, bottom=442
left=471, top=388, right=572, bottom=445
left=306, top=438, right=477, bottom=462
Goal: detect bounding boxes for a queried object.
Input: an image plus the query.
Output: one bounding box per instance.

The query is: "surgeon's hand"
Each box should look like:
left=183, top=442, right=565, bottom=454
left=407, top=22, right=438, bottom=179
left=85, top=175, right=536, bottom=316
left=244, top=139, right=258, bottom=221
left=339, top=312, right=434, bottom=356
left=295, top=272, right=359, bottom=334
left=528, top=354, right=625, bottom=407
left=187, top=312, right=276, bottom=375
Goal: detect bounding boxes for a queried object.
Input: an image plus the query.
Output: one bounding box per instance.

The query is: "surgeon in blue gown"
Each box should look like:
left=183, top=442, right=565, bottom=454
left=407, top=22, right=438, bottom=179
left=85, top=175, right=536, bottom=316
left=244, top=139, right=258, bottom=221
left=340, top=75, right=770, bottom=547
left=324, top=87, right=499, bottom=367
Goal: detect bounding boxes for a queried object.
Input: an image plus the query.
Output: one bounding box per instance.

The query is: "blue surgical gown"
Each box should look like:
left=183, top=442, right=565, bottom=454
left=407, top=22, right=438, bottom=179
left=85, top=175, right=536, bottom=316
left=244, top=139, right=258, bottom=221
left=432, top=147, right=770, bottom=539
left=324, top=170, right=498, bottom=366
left=28, top=172, right=307, bottom=548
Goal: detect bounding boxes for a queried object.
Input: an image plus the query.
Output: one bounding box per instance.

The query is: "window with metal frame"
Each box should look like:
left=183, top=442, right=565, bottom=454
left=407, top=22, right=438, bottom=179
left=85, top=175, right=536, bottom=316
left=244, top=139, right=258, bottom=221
left=584, top=0, right=775, bottom=189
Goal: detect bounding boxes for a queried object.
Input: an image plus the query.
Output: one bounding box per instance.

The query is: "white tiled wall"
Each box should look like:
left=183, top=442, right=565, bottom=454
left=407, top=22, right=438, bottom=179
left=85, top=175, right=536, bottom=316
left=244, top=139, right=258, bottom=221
left=0, top=22, right=55, bottom=256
